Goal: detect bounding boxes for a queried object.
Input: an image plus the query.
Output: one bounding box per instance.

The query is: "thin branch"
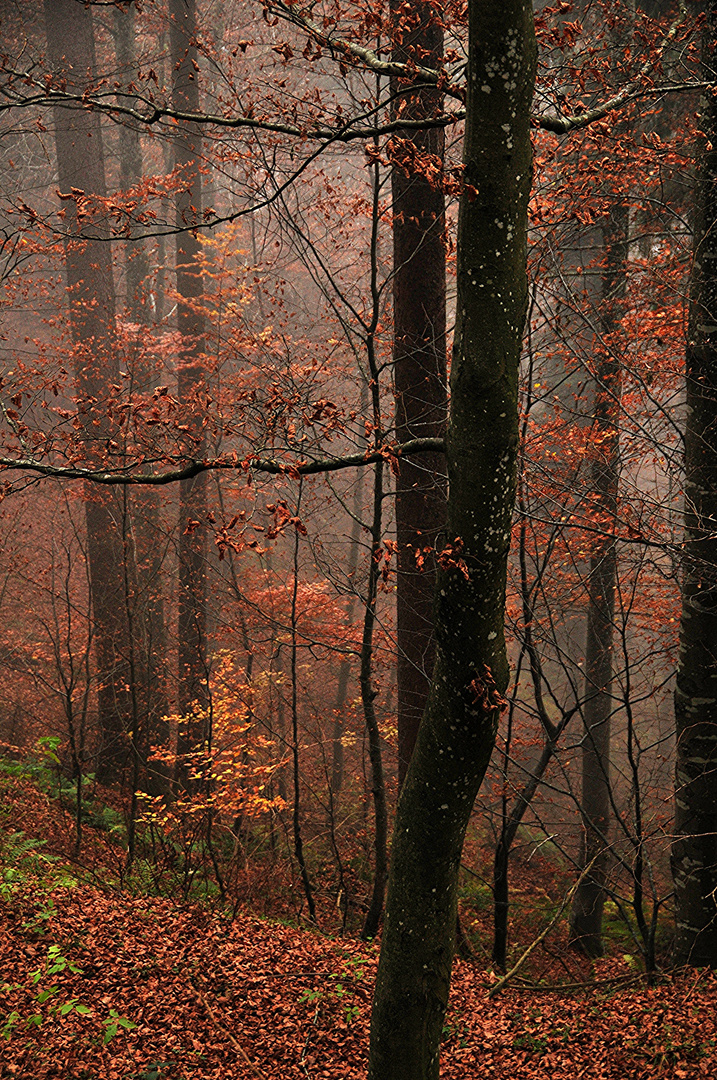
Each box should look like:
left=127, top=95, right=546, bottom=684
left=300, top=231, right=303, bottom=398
left=536, top=3, right=698, bottom=134
left=487, top=857, right=599, bottom=999
left=264, top=0, right=465, bottom=101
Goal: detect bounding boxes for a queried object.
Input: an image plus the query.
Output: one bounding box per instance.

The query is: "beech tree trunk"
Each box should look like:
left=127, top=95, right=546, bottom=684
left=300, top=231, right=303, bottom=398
left=368, top=2, right=536, bottom=1075
left=673, top=0, right=717, bottom=968
left=44, top=0, right=132, bottom=783
left=569, top=208, right=627, bottom=956
left=169, top=0, right=209, bottom=768
left=113, top=5, right=170, bottom=792
left=390, top=0, right=448, bottom=789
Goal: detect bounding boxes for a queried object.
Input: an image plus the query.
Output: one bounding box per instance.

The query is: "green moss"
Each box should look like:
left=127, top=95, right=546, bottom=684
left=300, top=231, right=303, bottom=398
left=458, top=870, right=492, bottom=911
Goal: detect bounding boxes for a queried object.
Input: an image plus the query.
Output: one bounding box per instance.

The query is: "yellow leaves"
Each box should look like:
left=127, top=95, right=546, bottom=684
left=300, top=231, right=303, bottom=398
left=144, top=656, right=288, bottom=831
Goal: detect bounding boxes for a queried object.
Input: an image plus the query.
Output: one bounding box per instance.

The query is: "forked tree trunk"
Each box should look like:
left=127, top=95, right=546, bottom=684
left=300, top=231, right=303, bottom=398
left=44, top=0, right=132, bottom=783
left=569, top=208, right=627, bottom=956
left=390, top=0, right=448, bottom=789
left=673, top=0, right=717, bottom=968
left=368, top=2, right=536, bottom=1075
left=169, top=0, right=209, bottom=774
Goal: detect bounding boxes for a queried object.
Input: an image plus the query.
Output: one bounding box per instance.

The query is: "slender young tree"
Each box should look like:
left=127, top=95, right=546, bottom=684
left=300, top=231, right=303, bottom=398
left=673, top=0, right=717, bottom=968
left=368, top=1, right=537, bottom=1074
left=330, top=472, right=363, bottom=798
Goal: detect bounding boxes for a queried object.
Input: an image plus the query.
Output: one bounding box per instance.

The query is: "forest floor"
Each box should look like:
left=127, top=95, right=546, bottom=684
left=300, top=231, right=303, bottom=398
left=0, top=758, right=716, bottom=1080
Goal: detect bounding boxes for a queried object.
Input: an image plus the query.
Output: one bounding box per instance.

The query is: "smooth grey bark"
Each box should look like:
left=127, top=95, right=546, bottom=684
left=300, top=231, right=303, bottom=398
left=390, top=0, right=448, bottom=789
left=673, top=0, right=717, bottom=968
left=569, top=208, right=627, bottom=956
left=113, top=6, right=151, bottom=325
left=169, top=0, right=210, bottom=771
left=43, top=0, right=132, bottom=783
left=368, top=2, right=536, bottom=1075
left=113, top=5, right=171, bottom=793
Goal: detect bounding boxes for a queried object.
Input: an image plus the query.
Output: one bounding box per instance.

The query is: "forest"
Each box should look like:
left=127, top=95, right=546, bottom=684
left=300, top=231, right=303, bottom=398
left=1, top=0, right=717, bottom=1077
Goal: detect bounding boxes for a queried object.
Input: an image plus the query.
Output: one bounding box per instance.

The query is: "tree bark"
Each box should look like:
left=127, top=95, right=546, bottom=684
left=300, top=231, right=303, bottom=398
left=44, top=0, right=132, bottom=783
left=360, top=458, right=389, bottom=939
left=113, top=4, right=171, bottom=793
left=368, top=2, right=536, bottom=1075
left=673, top=0, right=717, bottom=968
left=569, top=208, right=627, bottom=956
left=390, top=0, right=448, bottom=789
left=169, top=0, right=209, bottom=772
left=330, top=467, right=364, bottom=798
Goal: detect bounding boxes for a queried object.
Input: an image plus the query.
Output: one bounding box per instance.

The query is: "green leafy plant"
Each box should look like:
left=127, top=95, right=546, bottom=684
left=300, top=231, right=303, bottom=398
left=102, top=1008, right=138, bottom=1044
left=0, top=830, right=77, bottom=933
left=0, top=737, right=63, bottom=791
left=298, top=956, right=367, bottom=1025
left=298, top=987, right=323, bottom=1005
left=2, top=944, right=135, bottom=1046
left=130, top=1062, right=180, bottom=1080
left=441, top=1017, right=469, bottom=1048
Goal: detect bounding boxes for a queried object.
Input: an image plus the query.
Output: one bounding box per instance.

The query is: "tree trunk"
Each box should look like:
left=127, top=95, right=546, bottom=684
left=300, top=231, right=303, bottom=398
left=390, top=0, right=448, bottom=789
left=43, top=0, right=132, bottom=783
left=368, top=2, right=536, bottom=1075
left=569, top=208, right=627, bottom=956
left=113, top=5, right=171, bottom=793
left=169, top=0, right=209, bottom=772
left=673, top=0, right=717, bottom=968
left=360, top=458, right=389, bottom=939
left=360, top=155, right=390, bottom=939
left=330, top=467, right=364, bottom=798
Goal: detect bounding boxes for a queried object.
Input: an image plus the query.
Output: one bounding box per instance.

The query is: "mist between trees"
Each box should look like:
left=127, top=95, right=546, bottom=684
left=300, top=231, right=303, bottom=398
left=0, top=0, right=716, bottom=1076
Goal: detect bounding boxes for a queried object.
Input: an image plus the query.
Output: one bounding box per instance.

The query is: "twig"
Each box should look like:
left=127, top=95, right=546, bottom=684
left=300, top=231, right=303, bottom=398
left=508, top=972, right=646, bottom=992
left=196, top=989, right=262, bottom=1077
left=487, top=859, right=598, bottom=999
left=684, top=966, right=710, bottom=1003
left=299, top=1002, right=321, bottom=1078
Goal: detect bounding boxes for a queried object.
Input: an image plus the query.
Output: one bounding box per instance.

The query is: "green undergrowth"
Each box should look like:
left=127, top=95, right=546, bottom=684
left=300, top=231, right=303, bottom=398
left=0, top=737, right=125, bottom=844
left=0, top=829, right=78, bottom=928
left=0, top=741, right=669, bottom=982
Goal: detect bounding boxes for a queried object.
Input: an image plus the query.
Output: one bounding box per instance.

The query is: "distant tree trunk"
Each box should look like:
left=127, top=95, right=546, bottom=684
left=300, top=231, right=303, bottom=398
left=170, top=0, right=209, bottom=774
left=113, top=5, right=170, bottom=793
left=368, top=1, right=536, bottom=1074
left=569, top=208, right=627, bottom=956
left=113, top=6, right=151, bottom=327
left=673, top=0, right=717, bottom=968
left=44, top=0, right=132, bottom=783
left=390, top=0, right=448, bottom=789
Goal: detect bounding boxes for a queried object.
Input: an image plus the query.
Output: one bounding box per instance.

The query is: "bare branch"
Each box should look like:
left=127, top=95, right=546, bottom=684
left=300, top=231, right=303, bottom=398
left=0, top=67, right=463, bottom=141
left=0, top=438, right=445, bottom=486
